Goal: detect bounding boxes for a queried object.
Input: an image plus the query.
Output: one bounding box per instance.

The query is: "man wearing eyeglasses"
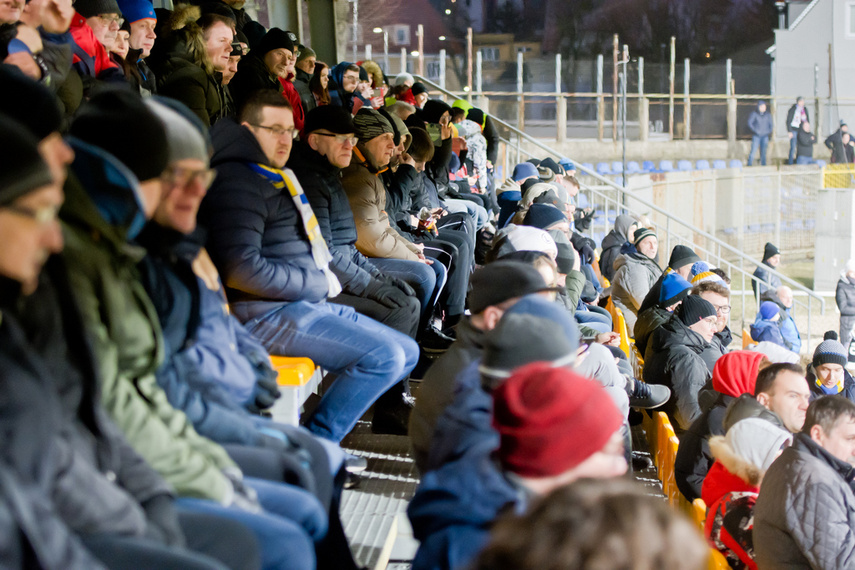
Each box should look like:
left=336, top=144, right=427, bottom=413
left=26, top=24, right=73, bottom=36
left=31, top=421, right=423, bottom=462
left=67, top=0, right=124, bottom=83
left=200, top=91, right=419, bottom=444
left=693, top=279, right=734, bottom=366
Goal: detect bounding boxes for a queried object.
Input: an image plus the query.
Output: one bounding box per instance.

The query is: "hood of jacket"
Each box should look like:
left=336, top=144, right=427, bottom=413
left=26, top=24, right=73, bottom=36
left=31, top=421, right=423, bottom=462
left=615, top=251, right=659, bottom=272
left=712, top=351, right=766, bottom=397
left=613, top=214, right=636, bottom=241
left=601, top=229, right=628, bottom=253
left=649, top=314, right=709, bottom=354
left=722, top=393, right=786, bottom=433
left=701, top=459, right=760, bottom=508
left=210, top=117, right=269, bottom=167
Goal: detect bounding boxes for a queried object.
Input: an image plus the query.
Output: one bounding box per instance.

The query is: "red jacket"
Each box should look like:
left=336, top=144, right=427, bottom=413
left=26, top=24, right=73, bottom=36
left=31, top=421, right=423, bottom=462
left=702, top=460, right=760, bottom=570
left=278, top=75, right=304, bottom=132
left=69, top=13, right=120, bottom=79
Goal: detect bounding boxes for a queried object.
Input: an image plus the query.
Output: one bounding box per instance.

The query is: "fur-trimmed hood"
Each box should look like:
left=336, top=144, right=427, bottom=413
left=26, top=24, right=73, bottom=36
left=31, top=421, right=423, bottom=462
left=709, top=435, right=764, bottom=487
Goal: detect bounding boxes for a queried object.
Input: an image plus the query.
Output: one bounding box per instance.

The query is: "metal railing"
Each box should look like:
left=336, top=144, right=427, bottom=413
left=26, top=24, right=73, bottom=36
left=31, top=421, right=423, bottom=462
left=414, top=75, right=826, bottom=351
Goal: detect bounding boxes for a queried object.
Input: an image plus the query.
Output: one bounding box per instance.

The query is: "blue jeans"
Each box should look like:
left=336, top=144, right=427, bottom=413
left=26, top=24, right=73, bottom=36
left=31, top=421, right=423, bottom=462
left=445, top=198, right=489, bottom=230
left=177, top=476, right=327, bottom=570
left=748, top=134, right=768, bottom=166
left=371, top=257, right=446, bottom=329
left=574, top=310, right=613, bottom=334
left=788, top=131, right=798, bottom=164
left=233, top=300, right=418, bottom=442
left=796, top=156, right=814, bottom=165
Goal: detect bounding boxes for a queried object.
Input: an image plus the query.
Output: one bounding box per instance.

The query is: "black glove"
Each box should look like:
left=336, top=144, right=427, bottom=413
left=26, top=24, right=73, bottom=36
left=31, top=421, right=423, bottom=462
left=364, top=280, right=410, bottom=309
left=578, top=244, right=595, bottom=265
left=574, top=210, right=595, bottom=231
left=141, top=494, right=185, bottom=547
left=384, top=275, right=416, bottom=297
left=246, top=375, right=281, bottom=414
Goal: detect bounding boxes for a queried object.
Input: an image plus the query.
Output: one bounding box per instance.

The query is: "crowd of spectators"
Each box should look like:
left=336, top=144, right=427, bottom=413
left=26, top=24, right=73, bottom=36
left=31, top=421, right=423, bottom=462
left=1, top=0, right=852, bottom=567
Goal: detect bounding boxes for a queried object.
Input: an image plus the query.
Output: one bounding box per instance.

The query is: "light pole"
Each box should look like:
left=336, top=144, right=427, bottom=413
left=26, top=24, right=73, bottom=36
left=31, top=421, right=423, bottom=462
left=373, top=27, right=389, bottom=73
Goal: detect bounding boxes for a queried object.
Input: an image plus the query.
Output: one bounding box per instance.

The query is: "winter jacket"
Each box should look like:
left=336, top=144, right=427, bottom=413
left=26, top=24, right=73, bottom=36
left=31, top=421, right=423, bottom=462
left=495, top=178, right=522, bottom=229
left=674, top=352, right=766, bottom=502
left=408, top=440, right=520, bottom=570
left=340, top=147, right=421, bottom=261
left=0, top=291, right=108, bottom=569
left=600, top=216, right=637, bottom=284
left=825, top=128, right=851, bottom=163
left=751, top=261, right=781, bottom=298
left=18, top=258, right=183, bottom=544
left=610, top=252, right=663, bottom=329
left=60, top=140, right=235, bottom=502
left=748, top=106, right=773, bottom=138
left=702, top=447, right=761, bottom=570
left=757, top=290, right=801, bottom=353
left=294, top=67, right=316, bottom=116
left=643, top=315, right=713, bottom=430
left=199, top=118, right=330, bottom=308
left=288, top=141, right=387, bottom=296
left=156, top=36, right=226, bottom=127
left=228, top=54, right=279, bottom=111
left=278, top=76, right=305, bottom=131
left=796, top=127, right=816, bottom=159
left=136, top=222, right=277, bottom=448
left=836, top=272, right=855, bottom=317
left=327, top=62, right=355, bottom=111
left=754, top=433, right=855, bottom=569
left=69, top=12, right=123, bottom=82
left=409, top=319, right=487, bottom=473
left=750, top=318, right=787, bottom=348
left=806, top=364, right=855, bottom=403
left=633, top=305, right=671, bottom=355
left=785, top=103, right=809, bottom=132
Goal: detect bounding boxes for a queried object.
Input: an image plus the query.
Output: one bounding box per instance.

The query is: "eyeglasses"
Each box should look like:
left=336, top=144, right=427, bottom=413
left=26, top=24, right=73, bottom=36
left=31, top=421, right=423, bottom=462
left=162, top=166, right=217, bottom=189
left=312, top=132, right=358, bottom=146
left=97, top=14, right=124, bottom=25
left=714, top=304, right=731, bottom=315
left=251, top=124, right=299, bottom=139
left=702, top=316, right=718, bottom=326
left=2, top=203, right=60, bottom=225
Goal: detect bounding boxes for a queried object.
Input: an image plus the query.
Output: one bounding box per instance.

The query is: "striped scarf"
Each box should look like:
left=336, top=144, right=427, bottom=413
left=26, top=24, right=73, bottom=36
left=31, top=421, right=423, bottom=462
left=249, top=163, right=342, bottom=297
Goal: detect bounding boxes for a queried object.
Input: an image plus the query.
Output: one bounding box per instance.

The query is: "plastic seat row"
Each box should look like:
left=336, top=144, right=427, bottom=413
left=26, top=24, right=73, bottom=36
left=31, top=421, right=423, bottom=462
left=583, top=160, right=743, bottom=176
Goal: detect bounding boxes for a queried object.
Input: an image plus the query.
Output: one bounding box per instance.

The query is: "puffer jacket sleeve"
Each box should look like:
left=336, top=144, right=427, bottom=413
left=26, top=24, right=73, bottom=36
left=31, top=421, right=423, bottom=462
left=837, top=279, right=855, bottom=316
left=789, top=479, right=855, bottom=569
left=342, top=166, right=420, bottom=261
left=563, top=269, right=586, bottom=315
left=203, top=166, right=329, bottom=303
left=623, top=262, right=655, bottom=311
left=668, top=349, right=711, bottom=430
left=158, top=67, right=211, bottom=127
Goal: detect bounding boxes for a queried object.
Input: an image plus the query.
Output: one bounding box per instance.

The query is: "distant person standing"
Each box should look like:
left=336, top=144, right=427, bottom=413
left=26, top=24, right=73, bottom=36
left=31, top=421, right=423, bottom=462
left=824, top=120, right=850, bottom=162
left=796, top=121, right=817, bottom=165
left=747, top=101, right=773, bottom=166
left=786, top=97, right=809, bottom=165
left=836, top=260, right=855, bottom=349
left=752, top=242, right=782, bottom=299
left=831, top=132, right=855, bottom=164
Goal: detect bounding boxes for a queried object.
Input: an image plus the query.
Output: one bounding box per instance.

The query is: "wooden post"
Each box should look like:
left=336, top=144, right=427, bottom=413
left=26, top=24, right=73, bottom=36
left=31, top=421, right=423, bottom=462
left=417, top=24, right=424, bottom=78
left=668, top=36, right=675, bottom=140
left=467, top=27, right=473, bottom=102
left=597, top=54, right=604, bottom=142
left=684, top=58, right=691, bottom=141
left=612, top=34, right=619, bottom=142
left=556, top=53, right=566, bottom=142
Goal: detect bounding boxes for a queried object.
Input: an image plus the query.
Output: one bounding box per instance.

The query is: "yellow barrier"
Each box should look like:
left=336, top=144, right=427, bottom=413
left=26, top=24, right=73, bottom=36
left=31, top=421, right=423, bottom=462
left=742, top=327, right=754, bottom=349
left=269, top=356, right=315, bottom=386
left=614, top=307, right=632, bottom=359
left=823, top=164, right=855, bottom=188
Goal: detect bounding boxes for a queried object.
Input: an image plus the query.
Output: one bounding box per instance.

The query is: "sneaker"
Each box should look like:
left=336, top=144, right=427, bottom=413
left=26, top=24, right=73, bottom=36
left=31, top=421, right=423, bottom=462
left=629, top=379, right=671, bottom=409
left=344, top=454, right=368, bottom=473
left=631, top=451, right=654, bottom=471
left=420, top=326, right=454, bottom=354
left=343, top=471, right=361, bottom=490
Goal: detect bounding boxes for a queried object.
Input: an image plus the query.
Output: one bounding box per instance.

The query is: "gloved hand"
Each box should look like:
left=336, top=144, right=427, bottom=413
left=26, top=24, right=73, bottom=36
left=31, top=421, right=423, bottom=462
left=141, top=494, right=186, bottom=547
left=364, top=280, right=410, bottom=309
left=246, top=375, right=281, bottom=414
left=578, top=244, right=595, bottom=265
left=574, top=210, right=595, bottom=231
left=384, top=275, right=416, bottom=297
left=221, top=467, right=261, bottom=514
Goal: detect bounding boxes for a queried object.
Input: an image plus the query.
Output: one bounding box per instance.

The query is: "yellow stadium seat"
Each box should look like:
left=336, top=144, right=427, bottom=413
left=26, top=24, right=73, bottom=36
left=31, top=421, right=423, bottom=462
left=742, top=328, right=754, bottom=349
left=269, top=356, right=315, bottom=386
left=709, top=549, right=730, bottom=570
left=614, top=308, right=632, bottom=358
left=691, top=498, right=707, bottom=531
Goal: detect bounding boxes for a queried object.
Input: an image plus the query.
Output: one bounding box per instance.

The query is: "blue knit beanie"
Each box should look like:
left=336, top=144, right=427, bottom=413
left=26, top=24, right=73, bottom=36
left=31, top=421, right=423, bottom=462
left=523, top=203, right=567, bottom=230
left=116, top=0, right=154, bottom=23
left=658, top=273, right=692, bottom=308
left=759, top=301, right=780, bottom=320
left=512, top=162, right=538, bottom=182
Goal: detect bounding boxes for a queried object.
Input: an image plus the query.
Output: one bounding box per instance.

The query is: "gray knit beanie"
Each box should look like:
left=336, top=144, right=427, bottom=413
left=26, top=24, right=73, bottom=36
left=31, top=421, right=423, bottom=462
left=813, top=337, right=848, bottom=368
left=726, top=417, right=792, bottom=473
left=144, top=99, right=209, bottom=164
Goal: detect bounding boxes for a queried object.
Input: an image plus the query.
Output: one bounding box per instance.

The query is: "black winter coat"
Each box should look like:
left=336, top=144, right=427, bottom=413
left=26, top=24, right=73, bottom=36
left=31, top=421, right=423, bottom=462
left=287, top=141, right=384, bottom=296
left=633, top=305, right=671, bottom=355
left=643, top=316, right=713, bottom=430
left=229, top=54, right=279, bottom=111
left=200, top=119, right=330, bottom=308
left=157, top=48, right=226, bottom=127
left=807, top=365, right=855, bottom=402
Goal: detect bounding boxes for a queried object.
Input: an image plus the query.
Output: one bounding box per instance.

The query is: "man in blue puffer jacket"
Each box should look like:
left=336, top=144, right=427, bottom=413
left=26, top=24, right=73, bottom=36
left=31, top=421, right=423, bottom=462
left=199, top=90, right=418, bottom=444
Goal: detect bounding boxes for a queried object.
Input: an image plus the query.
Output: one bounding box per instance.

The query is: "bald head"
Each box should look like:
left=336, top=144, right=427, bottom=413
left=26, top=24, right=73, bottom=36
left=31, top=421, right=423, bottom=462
left=777, top=285, right=793, bottom=309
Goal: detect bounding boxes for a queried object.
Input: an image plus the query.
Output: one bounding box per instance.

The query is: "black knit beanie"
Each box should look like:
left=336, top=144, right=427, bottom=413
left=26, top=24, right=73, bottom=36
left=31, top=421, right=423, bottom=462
left=668, top=244, right=700, bottom=270
left=0, top=66, right=62, bottom=140
left=675, top=295, right=716, bottom=327
left=763, top=242, right=780, bottom=262
left=633, top=227, right=656, bottom=247
left=74, top=0, right=121, bottom=17
left=70, top=90, right=169, bottom=182
left=0, top=114, right=53, bottom=206
left=255, top=28, right=296, bottom=56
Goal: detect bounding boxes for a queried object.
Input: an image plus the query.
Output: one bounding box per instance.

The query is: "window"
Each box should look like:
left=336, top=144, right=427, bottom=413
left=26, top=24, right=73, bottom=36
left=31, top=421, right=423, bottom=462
left=848, top=2, right=855, bottom=37
left=390, top=25, right=410, bottom=46
left=480, top=47, right=500, bottom=61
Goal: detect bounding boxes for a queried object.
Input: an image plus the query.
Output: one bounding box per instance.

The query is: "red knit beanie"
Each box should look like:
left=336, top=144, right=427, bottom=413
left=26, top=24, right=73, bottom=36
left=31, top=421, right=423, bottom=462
left=492, top=362, right=624, bottom=478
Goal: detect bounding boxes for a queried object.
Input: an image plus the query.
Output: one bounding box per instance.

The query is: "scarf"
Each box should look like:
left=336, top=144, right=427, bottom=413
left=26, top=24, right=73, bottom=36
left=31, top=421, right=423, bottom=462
left=249, top=163, right=342, bottom=297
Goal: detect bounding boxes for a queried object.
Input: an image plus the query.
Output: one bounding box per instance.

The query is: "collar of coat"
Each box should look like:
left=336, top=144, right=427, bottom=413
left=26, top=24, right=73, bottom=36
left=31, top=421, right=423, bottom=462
left=352, top=147, right=388, bottom=176
left=793, top=432, right=855, bottom=486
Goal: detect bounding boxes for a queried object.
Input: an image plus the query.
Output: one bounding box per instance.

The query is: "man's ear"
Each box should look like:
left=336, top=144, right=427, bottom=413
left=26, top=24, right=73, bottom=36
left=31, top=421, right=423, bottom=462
left=756, top=392, right=770, bottom=409
left=809, top=424, right=824, bottom=445
left=306, top=133, right=319, bottom=151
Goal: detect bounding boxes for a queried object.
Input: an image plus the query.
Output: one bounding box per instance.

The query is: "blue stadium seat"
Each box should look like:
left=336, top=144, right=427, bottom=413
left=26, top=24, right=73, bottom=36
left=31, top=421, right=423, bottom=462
left=642, top=160, right=656, bottom=172
left=611, top=161, right=624, bottom=173
left=815, top=159, right=827, bottom=167
left=712, top=160, right=727, bottom=169
left=696, top=160, right=710, bottom=170
left=596, top=162, right=611, bottom=175
left=659, top=160, right=674, bottom=172
left=729, top=159, right=743, bottom=169
left=677, top=160, right=693, bottom=171
left=581, top=162, right=595, bottom=173
left=627, top=161, right=641, bottom=174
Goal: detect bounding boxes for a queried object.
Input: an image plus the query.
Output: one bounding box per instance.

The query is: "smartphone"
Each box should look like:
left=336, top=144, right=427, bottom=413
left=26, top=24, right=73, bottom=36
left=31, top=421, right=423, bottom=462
left=426, top=123, right=442, bottom=147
